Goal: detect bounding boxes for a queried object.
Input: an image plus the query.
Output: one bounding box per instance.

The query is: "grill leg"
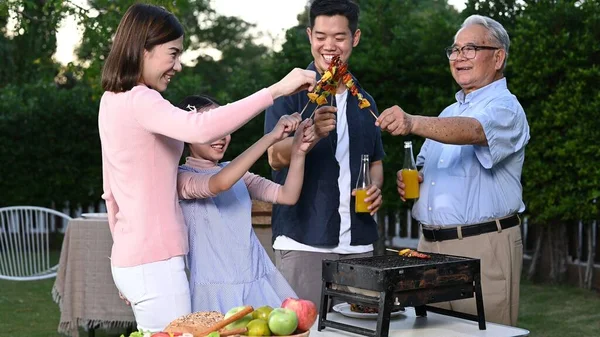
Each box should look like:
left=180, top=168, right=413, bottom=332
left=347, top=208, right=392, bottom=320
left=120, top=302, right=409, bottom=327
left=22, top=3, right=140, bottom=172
left=318, top=281, right=330, bottom=331
left=474, top=273, right=487, bottom=330
left=375, top=290, right=394, bottom=337
left=415, top=305, right=427, bottom=317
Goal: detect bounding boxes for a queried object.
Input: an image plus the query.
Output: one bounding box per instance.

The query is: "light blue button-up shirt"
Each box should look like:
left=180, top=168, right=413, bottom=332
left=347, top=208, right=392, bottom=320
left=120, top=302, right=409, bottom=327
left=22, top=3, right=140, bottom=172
left=413, top=78, right=530, bottom=227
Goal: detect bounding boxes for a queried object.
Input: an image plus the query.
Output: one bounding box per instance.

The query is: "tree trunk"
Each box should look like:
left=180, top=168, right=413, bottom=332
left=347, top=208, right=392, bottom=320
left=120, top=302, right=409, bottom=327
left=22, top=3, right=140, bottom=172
left=548, top=223, right=568, bottom=283
left=578, top=222, right=584, bottom=288
left=584, top=221, right=596, bottom=289
left=527, top=226, right=543, bottom=281
left=548, top=227, right=555, bottom=281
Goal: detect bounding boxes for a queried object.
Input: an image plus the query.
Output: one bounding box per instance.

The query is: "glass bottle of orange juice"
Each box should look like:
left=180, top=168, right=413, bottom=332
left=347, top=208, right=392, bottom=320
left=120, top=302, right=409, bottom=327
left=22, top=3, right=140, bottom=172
left=355, top=154, right=371, bottom=213
left=402, top=141, right=420, bottom=199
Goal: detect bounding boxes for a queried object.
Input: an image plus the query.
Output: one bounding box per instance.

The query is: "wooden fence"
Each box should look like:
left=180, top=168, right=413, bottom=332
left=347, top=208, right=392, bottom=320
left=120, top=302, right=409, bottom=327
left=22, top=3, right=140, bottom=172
left=382, top=210, right=600, bottom=266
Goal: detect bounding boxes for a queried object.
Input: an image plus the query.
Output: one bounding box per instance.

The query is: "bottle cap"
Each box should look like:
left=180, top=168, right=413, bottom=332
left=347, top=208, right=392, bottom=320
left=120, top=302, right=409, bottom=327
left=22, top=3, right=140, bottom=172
left=404, top=141, right=412, bottom=148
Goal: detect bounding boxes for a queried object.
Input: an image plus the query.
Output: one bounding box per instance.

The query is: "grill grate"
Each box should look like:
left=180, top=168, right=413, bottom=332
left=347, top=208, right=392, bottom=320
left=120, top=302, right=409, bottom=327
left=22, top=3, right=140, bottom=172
left=341, top=254, right=469, bottom=269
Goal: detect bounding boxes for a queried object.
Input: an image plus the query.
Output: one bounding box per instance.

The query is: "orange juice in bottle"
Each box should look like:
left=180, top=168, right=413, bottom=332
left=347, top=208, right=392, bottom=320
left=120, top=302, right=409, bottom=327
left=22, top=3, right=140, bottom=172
left=402, top=141, right=420, bottom=199
left=355, top=189, right=371, bottom=213
left=355, top=154, right=372, bottom=213
left=402, top=169, right=420, bottom=199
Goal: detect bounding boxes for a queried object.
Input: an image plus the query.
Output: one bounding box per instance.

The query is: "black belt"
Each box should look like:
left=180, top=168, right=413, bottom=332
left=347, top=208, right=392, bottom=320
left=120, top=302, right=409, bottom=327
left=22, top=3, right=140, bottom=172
left=421, top=215, right=520, bottom=242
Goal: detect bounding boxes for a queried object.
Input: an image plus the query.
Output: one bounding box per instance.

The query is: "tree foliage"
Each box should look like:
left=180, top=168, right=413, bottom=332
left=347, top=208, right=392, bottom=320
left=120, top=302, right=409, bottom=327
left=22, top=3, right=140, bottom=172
left=0, top=0, right=284, bottom=207
left=271, top=0, right=462, bottom=210
left=509, top=0, right=600, bottom=223
left=1, top=0, right=599, bottom=245
left=347, top=0, right=462, bottom=210
left=0, top=82, right=101, bottom=208
left=462, top=0, right=524, bottom=27
left=0, top=0, right=68, bottom=85
left=75, top=0, right=213, bottom=89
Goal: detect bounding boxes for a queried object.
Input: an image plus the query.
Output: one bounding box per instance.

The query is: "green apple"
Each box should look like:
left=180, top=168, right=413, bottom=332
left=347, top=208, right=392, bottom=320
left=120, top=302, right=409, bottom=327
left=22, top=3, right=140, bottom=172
left=224, top=306, right=253, bottom=330
left=252, top=305, right=274, bottom=321
left=246, top=318, right=271, bottom=336
left=268, top=308, right=298, bottom=336
left=206, top=332, right=220, bottom=337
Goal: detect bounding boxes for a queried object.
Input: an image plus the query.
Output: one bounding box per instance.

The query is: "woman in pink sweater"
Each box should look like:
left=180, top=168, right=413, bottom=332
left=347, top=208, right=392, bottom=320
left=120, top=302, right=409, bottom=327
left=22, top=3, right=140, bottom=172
left=99, top=4, right=315, bottom=332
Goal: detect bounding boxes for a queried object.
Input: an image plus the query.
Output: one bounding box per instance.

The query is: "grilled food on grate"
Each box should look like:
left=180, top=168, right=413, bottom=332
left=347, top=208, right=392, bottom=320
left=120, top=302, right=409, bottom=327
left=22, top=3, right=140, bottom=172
left=349, top=303, right=404, bottom=314
left=398, top=248, right=431, bottom=259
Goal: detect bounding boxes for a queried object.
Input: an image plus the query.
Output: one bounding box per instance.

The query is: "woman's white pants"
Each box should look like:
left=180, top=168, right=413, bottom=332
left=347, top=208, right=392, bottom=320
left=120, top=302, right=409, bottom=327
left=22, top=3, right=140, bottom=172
left=111, top=256, right=191, bottom=332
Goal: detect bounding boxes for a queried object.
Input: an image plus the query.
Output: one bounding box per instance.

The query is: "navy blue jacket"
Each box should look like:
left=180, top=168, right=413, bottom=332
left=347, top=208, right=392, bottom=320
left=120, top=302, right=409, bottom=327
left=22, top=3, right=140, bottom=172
left=264, top=62, right=385, bottom=246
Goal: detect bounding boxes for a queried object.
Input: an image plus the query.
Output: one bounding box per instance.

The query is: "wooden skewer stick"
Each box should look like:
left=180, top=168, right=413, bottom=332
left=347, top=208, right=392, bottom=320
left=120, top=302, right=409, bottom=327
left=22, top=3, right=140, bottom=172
left=217, top=327, right=248, bottom=337
left=299, top=100, right=311, bottom=117
left=369, top=109, right=379, bottom=120
left=308, top=105, right=320, bottom=119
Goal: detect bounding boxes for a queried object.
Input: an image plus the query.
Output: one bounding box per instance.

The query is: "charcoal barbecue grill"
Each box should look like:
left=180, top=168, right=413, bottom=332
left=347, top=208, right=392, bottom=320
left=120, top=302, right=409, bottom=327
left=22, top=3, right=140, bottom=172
left=317, top=252, right=486, bottom=337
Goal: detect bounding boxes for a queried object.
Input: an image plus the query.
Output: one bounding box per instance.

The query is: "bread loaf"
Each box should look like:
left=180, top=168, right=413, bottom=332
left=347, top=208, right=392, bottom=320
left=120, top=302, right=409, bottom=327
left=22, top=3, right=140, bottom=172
left=164, top=311, right=225, bottom=335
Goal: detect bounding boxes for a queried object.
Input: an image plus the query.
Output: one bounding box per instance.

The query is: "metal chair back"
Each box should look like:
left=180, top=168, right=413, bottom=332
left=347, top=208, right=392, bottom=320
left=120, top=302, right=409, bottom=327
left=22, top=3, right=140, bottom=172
left=0, top=206, right=72, bottom=281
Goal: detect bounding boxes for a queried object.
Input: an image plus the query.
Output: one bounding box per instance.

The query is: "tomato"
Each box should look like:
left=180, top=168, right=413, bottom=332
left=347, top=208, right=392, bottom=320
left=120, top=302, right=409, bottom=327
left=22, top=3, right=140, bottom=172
left=150, top=332, right=172, bottom=337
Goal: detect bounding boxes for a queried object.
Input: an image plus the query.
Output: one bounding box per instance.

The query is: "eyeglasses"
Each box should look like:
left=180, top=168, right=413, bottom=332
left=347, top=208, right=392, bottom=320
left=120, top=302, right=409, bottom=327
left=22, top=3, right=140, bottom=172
left=445, top=45, right=500, bottom=61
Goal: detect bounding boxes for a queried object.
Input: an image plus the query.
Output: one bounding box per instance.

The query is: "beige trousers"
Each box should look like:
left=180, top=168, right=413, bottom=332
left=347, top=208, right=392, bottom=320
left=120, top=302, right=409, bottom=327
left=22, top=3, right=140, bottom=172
left=418, top=225, right=522, bottom=326
left=275, top=250, right=372, bottom=308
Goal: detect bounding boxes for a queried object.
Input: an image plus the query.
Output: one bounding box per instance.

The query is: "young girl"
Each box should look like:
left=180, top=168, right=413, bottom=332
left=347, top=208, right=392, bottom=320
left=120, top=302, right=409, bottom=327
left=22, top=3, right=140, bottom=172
left=100, top=3, right=316, bottom=332
left=176, top=95, right=314, bottom=312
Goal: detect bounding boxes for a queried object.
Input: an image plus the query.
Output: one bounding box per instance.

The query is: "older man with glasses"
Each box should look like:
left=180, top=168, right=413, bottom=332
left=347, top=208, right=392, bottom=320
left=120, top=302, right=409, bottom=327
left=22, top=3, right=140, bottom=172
left=375, top=15, right=530, bottom=326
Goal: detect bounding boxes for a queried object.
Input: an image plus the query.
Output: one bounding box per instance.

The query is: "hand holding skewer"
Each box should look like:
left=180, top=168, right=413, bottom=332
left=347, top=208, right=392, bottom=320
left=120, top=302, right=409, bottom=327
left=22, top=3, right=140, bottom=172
left=269, top=68, right=317, bottom=100
left=375, top=105, right=414, bottom=136
left=312, top=106, right=337, bottom=139
left=292, top=118, right=316, bottom=154
left=268, top=113, right=303, bottom=143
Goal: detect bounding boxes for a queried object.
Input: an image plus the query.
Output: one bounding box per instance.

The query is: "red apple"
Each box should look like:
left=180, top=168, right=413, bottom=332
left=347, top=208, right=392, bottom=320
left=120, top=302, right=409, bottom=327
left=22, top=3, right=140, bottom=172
left=281, top=297, right=318, bottom=332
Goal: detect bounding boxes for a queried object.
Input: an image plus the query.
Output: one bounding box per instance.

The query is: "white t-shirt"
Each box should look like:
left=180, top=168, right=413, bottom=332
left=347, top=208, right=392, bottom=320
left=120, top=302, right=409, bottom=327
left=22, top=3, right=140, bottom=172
left=273, top=90, right=373, bottom=254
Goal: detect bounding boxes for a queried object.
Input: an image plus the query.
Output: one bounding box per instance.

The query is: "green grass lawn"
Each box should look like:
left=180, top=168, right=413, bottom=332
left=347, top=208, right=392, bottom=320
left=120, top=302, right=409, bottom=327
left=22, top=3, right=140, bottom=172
left=0, top=278, right=599, bottom=337
left=518, top=281, right=600, bottom=337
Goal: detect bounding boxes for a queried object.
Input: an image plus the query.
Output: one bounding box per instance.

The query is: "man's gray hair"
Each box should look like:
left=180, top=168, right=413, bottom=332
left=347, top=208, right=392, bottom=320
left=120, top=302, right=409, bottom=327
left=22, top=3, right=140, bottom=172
left=456, top=15, right=510, bottom=71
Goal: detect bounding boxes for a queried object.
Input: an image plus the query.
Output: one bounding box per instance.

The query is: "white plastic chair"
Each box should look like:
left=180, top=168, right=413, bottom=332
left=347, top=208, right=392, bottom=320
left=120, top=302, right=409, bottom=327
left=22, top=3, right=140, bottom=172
left=0, top=206, right=72, bottom=281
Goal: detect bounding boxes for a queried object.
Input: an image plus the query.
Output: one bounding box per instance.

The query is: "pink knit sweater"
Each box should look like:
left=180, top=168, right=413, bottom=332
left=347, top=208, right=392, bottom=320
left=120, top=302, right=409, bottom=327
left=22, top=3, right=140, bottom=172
left=99, top=85, right=273, bottom=267
left=177, top=156, right=281, bottom=202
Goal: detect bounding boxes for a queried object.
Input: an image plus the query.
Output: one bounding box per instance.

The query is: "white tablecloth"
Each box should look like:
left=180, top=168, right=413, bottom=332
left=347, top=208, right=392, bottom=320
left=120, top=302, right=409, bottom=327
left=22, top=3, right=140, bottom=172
left=310, top=308, right=529, bottom=337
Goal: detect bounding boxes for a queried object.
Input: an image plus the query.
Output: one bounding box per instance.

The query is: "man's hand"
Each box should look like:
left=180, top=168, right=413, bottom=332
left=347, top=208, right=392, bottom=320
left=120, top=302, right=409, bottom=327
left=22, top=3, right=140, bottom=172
left=352, top=185, right=382, bottom=216
left=396, top=169, right=423, bottom=202
left=269, top=113, right=302, bottom=142
left=376, top=105, right=413, bottom=136
left=313, top=106, right=337, bottom=138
